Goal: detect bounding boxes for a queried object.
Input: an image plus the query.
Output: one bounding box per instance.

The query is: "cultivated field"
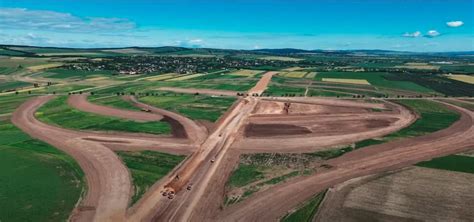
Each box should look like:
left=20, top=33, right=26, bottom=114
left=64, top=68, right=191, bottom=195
left=229, top=69, right=263, bottom=77
left=259, top=56, right=303, bottom=61
left=395, top=62, right=440, bottom=70
left=316, top=167, right=474, bottom=221
left=446, top=74, right=474, bottom=84
left=166, top=73, right=206, bottom=81
left=280, top=71, right=307, bottom=78
left=27, top=63, right=63, bottom=71
left=322, top=78, right=371, bottom=85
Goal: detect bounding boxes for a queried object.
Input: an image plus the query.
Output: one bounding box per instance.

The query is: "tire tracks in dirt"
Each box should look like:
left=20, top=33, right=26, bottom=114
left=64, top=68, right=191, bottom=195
left=216, top=102, right=474, bottom=221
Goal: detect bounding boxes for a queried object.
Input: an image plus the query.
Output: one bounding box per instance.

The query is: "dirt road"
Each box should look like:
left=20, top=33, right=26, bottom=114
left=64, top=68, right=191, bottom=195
left=68, top=94, right=163, bottom=122
left=234, top=99, right=415, bottom=152
left=124, top=96, right=208, bottom=144
left=218, top=102, right=474, bottom=221
left=12, top=96, right=131, bottom=222
left=248, top=71, right=277, bottom=95
left=10, top=68, right=474, bottom=222
left=126, top=71, right=274, bottom=221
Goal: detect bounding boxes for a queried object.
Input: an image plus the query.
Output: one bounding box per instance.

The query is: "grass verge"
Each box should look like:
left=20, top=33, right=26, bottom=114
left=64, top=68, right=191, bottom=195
left=281, top=191, right=326, bottom=222
left=116, top=151, right=185, bottom=205
left=88, top=95, right=140, bottom=111
left=416, top=155, right=474, bottom=174
left=139, top=94, right=235, bottom=122
left=36, top=96, right=171, bottom=135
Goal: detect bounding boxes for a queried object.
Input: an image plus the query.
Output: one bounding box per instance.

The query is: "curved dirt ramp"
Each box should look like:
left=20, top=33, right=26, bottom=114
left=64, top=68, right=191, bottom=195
left=123, top=96, right=208, bottom=145
left=217, top=103, right=474, bottom=221
left=11, top=96, right=131, bottom=222
left=68, top=94, right=163, bottom=122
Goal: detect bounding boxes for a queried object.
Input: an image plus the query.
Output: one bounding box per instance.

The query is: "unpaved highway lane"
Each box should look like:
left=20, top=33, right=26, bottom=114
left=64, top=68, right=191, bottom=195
left=218, top=102, right=474, bottom=221
left=12, top=96, right=131, bottom=222
left=68, top=94, right=163, bottom=122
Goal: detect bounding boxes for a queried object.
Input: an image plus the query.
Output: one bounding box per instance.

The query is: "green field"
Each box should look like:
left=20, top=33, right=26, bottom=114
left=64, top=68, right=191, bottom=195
left=225, top=147, right=354, bottom=205
left=439, top=99, right=474, bottom=111
left=315, top=72, right=433, bottom=93
left=0, top=66, right=19, bottom=75
left=88, top=95, right=141, bottom=111
left=42, top=68, right=117, bottom=79
left=228, top=164, right=266, bottom=188
left=0, top=81, right=31, bottom=92
left=416, top=155, right=474, bottom=174
left=139, top=94, right=236, bottom=122
left=0, top=95, right=34, bottom=115
left=281, top=191, right=326, bottom=222
left=36, top=96, right=171, bottom=135
left=116, top=151, right=185, bottom=205
left=355, top=100, right=460, bottom=149
left=0, top=119, right=84, bottom=222
left=265, top=85, right=306, bottom=96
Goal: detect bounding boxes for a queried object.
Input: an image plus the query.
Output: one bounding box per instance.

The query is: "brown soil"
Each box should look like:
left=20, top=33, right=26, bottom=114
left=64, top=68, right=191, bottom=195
left=248, top=71, right=277, bottom=95
left=123, top=95, right=208, bottom=144
left=215, top=102, right=473, bottom=221
left=245, top=123, right=312, bottom=137
left=316, top=167, right=474, bottom=222
left=235, top=100, right=414, bottom=152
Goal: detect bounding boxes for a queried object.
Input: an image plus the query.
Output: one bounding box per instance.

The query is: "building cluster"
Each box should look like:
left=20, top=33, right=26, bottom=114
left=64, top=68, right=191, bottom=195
left=63, top=56, right=310, bottom=75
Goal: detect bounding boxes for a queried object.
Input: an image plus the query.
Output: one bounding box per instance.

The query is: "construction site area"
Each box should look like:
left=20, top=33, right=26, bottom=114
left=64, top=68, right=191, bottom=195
left=1, top=46, right=474, bottom=222
left=4, top=70, right=472, bottom=222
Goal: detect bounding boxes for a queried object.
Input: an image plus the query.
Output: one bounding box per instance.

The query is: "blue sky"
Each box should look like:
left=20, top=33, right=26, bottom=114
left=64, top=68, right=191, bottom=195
left=0, top=0, right=472, bottom=51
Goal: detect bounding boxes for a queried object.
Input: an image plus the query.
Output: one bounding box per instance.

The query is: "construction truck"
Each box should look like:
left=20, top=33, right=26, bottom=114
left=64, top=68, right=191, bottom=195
left=162, top=187, right=176, bottom=199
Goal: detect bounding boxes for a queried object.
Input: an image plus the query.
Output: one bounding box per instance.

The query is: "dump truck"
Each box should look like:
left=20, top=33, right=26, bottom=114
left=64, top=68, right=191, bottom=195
left=162, top=187, right=176, bottom=199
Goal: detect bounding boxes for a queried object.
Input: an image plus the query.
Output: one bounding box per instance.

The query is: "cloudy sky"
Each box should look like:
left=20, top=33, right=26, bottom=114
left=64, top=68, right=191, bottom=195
left=0, top=0, right=472, bottom=51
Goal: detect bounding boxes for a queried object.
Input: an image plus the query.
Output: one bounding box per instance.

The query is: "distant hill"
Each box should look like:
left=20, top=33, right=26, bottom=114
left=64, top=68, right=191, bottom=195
left=1, top=44, right=472, bottom=58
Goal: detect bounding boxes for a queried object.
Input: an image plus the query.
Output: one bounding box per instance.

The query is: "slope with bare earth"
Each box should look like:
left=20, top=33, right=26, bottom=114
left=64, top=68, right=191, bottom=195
left=124, top=96, right=208, bottom=144
left=216, top=103, right=473, bottom=221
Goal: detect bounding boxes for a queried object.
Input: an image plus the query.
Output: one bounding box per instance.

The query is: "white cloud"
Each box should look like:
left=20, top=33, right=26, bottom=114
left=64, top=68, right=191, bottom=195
left=446, top=21, right=464, bottom=27
left=174, top=39, right=205, bottom=48
left=0, top=8, right=135, bottom=32
left=402, top=31, right=421, bottom=38
left=426, top=30, right=440, bottom=38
